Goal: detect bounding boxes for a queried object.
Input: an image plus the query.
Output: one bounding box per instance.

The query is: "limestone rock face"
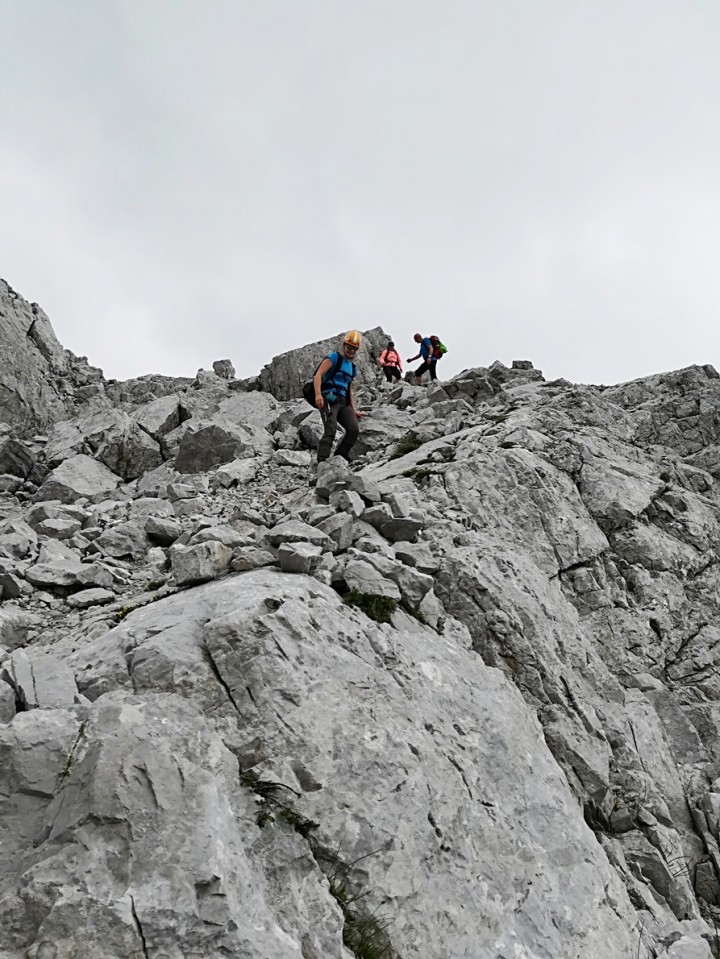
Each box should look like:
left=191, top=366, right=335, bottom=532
left=0, top=280, right=111, bottom=435
left=0, top=280, right=72, bottom=432
left=4, top=282, right=720, bottom=958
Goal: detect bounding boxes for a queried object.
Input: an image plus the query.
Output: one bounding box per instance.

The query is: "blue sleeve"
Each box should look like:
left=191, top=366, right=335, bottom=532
left=421, top=338, right=431, bottom=359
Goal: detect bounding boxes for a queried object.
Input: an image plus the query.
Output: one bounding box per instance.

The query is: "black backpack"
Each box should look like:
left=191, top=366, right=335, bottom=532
left=302, top=352, right=356, bottom=408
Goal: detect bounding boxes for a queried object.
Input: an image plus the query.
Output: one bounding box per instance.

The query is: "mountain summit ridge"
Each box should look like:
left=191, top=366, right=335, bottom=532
left=1, top=282, right=720, bottom=958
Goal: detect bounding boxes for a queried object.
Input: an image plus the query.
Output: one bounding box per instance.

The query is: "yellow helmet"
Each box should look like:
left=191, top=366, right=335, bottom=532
left=343, top=330, right=362, bottom=348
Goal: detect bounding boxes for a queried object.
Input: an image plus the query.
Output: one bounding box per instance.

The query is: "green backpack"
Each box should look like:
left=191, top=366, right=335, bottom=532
left=429, top=335, right=447, bottom=359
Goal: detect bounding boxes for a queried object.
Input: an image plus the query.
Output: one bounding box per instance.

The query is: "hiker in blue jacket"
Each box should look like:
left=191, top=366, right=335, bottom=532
left=407, top=333, right=440, bottom=385
left=313, top=330, right=366, bottom=462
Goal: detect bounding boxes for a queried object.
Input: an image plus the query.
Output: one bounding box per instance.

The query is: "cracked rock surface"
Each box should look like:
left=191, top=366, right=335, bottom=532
left=2, top=280, right=720, bottom=957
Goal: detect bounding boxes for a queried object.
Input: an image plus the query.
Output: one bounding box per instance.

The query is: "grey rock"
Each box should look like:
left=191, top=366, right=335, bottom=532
left=272, top=448, right=312, bottom=467
left=343, top=559, right=402, bottom=600
left=361, top=502, right=393, bottom=529
left=170, top=541, right=232, bottom=585
left=66, top=587, right=115, bottom=608
left=26, top=501, right=88, bottom=530
left=0, top=435, right=34, bottom=477
left=0, top=280, right=74, bottom=432
left=25, top=558, right=83, bottom=589
left=278, top=542, right=324, bottom=574
left=384, top=490, right=414, bottom=517
left=266, top=519, right=334, bottom=550
left=3, top=649, right=78, bottom=708
left=379, top=515, right=424, bottom=543
left=213, top=358, right=236, bottom=378
left=126, top=496, right=175, bottom=521
left=316, top=513, right=355, bottom=552
left=37, top=454, right=122, bottom=503
left=211, top=457, right=259, bottom=488
left=36, top=517, right=82, bottom=540
left=394, top=540, right=440, bottom=574
left=175, top=421, right=254, bottom=473
left=0, top=567, right=26, bottom=600
left=258, top=326, right=388, bottom=400
left=345, top=472, right=382, bottom=504
left=418, top=587, right=444, bottom=628
left=349, top=548, right=434, bottom=607
left=328, top=488, right=365, bottom=517
left=94, top=522, right=150, bottom=559
left=165, top=482, right=198, bottom=501
left=214, top=390, right=280, bottom=430
left=0, top=474, right=22, bottom=494
left=188, top=525, right=251, bottom=549
left=229, top=547, right=277, bottom=572
left=0, top=518, right=38, bottom=558
left=75, top=562, right=115, bottom=591
left=0, top=608, right=34, bottom=651
left=132, top=393, right=182, bottom=438
left=0, top=681, right=15, bottom=723
left=46, top=409, right=163, bottom=479
left=314, top=456, right=350, bottom=500
left=145, top=515, right=182, bottom=546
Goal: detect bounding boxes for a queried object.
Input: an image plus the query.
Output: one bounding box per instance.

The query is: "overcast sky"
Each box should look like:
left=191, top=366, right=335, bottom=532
left=2, top=0, right=719, bottom=386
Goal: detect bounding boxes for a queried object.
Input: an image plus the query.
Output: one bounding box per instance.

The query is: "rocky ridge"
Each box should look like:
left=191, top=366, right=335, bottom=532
left=2, top=282, right=720, bottom=957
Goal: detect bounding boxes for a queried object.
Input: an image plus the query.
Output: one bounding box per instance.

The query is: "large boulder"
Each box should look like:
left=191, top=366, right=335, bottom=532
left=46, top=410, right=162, bottom=480
left=175, top=422, right=257, bottom=474
left=257, top=326, right=389, bottom=401
left=0, top=434, right=34, bottom=478
left=36, top=454, right=122, bottom=503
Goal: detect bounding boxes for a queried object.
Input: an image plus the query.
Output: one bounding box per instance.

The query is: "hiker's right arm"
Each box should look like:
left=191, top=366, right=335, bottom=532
left=314, top=359, right=332, bottom=409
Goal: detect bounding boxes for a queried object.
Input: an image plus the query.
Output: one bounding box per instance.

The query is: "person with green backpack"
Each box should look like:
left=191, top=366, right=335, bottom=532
left=407, top=333, right=447, bottom=385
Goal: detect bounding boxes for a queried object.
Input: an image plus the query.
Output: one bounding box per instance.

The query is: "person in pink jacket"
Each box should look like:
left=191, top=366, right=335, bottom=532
left=378, top=341, right=403, bottom=383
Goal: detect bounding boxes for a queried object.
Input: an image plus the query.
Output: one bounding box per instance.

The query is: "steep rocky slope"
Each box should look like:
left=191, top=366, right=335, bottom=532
left=2, top=282, right=720, bottom=957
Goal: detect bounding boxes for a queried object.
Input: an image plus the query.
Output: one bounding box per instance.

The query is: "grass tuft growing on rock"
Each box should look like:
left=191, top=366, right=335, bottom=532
left=343, top=589, right=397, bottom=624
left=389, top=436, right=424, bottom=460
left=321, top=848, right=398, bottom=959
left=240, top=769, right=319, bottom=837
left=342, top=910, right=396, bottom=959
left=399, top=600, right=427, bottom=625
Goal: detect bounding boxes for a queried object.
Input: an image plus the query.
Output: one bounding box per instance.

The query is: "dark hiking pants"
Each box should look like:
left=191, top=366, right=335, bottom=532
left=415, top=359, right=438, bottom=380
left=383, top=366, right=401, bottom=382
left=317, top=398, right=360, bottom=462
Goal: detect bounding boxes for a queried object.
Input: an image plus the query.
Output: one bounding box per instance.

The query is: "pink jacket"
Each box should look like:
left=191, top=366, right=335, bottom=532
left=379, top=348, right=403, bottom=371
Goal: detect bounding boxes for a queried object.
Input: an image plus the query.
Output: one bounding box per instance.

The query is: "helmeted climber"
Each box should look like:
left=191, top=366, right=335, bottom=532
left=313, top=330, right=366, bottom=463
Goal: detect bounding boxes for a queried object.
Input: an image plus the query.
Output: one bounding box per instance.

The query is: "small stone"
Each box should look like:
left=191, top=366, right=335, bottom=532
left=272, top=449, right=312, bottom=468
left=230, top=547, right=277, bottom=572
left=379, top=516, right=423, bottom=543
left=344, top=560, right=401, bottom=600
left=213, top=358, right=236, bottom=379
left=66, top=588, right=115, bottom=609
left=0, top=681, right=15, bottom=722
left=278, top=543, right=323, bottom=574
left=170, top=541, right=232, bottom=586
left=266, top=520, right=333, bottom=550
left=145, top=516, right=182, bottom=546
left=328, top=489, right=365, bottom=518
